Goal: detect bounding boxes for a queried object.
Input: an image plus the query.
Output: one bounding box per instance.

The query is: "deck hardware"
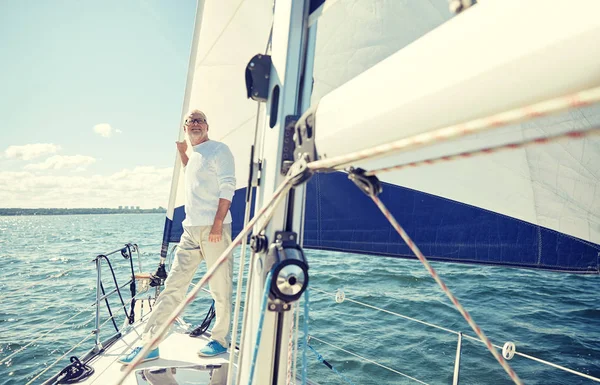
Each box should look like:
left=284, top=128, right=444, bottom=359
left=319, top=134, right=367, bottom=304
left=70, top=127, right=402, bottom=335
left=335, top=289, right=345, bottom=304
left=293, top=108, right=318, bottom=164
left=250, top=234, right=269, bottom=253
left=267, top=231, right=309, bottom=303
left=267, top=301, right=293, bottom=313
left=245, top=54, right=272, bottom=102
left=55, top=356, right=94, bottom=384
left=502, top=341, right=516, bottom=360
left=281, top=115, right=300, bottom=175
left=348, top=167, right=382, bottom=197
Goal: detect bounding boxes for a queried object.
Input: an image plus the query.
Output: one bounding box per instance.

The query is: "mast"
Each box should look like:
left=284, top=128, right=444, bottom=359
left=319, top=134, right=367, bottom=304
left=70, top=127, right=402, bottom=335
left=237, top=0, right=316, bottom=384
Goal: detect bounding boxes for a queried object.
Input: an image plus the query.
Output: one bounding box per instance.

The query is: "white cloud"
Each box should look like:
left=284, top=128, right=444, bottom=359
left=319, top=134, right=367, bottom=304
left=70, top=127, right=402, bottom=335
left=24, top=155, right=96, bottom=171
left=4, top=143, right=61, bottom=160
left=93, top=123, right=122, bottom=138
left=0, top=166, right=172, bottom=209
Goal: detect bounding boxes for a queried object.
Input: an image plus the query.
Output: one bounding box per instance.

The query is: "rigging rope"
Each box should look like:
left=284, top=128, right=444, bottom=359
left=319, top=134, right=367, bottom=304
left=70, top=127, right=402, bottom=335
left=285, top=302, right=297, bottom=385
left=302, top=289, right=309, bottom=385
left=247, top=270, right=273, bottom=385
left=292, top=296, right=302, bottom=384
left=307, top=86, right=600, bottom=171
left=366, top=194, right=523, bottom=385
left=312, top=286, right=600, bottom=383
left=307, top=344, right=356, bottom=385
left=234, top=180, right=298, bottom=385
left=189, top=300, right=215, bottom=337
left=365, top=126, right=600, bottom=176
left=309, top=335, right=430, bottom=385
left=116, top=176, right=294, bottom=384
left=227, top=146, right=258, bottom=385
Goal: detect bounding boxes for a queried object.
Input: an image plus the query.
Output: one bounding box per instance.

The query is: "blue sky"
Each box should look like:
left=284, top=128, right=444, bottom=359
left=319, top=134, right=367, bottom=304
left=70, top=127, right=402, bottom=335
left=0, top=1, right=196, bottom=208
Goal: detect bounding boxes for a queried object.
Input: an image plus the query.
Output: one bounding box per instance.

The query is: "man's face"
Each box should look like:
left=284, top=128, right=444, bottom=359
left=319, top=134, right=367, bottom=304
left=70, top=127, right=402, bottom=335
left=185, top=112, right=209, bottom=145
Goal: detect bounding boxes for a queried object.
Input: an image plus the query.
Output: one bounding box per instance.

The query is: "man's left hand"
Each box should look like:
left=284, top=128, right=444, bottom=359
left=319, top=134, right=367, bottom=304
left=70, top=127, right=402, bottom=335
left=209, top=222, right=223, bottom=243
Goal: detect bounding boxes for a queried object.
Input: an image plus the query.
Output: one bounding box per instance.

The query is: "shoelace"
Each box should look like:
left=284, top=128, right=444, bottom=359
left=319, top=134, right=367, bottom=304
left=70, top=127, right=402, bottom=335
left=128, top=347, right=142, bottom=359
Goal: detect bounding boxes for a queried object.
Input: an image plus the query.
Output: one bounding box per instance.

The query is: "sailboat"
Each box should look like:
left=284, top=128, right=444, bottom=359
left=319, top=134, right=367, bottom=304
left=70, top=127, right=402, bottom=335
left=20, top=0, right=600, bottom=384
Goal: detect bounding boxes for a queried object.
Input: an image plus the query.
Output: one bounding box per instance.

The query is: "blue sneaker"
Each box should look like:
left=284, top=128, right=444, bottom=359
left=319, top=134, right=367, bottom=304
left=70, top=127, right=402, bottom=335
left=197, top=340, right=227, bottom=357
left=118, top=346, right=160, bottom=365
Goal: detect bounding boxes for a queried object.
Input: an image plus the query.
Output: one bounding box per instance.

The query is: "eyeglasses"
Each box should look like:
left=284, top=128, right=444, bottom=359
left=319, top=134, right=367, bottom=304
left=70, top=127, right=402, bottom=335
left=185, top=118, right=207, bottom=125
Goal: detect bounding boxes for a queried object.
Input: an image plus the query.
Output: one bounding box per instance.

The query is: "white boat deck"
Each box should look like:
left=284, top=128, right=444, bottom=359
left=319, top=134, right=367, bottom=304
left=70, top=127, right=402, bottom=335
left=75, top=299, right=234, bottom=385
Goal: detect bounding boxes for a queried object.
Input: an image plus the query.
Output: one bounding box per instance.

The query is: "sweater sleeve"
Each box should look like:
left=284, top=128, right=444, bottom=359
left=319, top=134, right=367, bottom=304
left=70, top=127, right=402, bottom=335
left=215, top=144, right=236, bottom=202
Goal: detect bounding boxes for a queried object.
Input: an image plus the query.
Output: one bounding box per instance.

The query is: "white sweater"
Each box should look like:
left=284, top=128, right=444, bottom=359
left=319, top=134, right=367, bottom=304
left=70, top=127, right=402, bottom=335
left=182, top=140, right=236, bottom=226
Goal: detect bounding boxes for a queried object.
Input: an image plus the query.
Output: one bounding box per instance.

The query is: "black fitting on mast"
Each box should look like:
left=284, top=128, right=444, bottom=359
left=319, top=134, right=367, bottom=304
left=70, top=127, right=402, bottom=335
left=348, top=167, right=382, bottom=197
left=293, top=107, right=318, bottom=164
left=245, top=54, right=272, bottom=102
left=250, top=234, right=269, bottom=253
left=266, top=231, right=309, bottom=304
left=280, top=107, right=319, bottom=186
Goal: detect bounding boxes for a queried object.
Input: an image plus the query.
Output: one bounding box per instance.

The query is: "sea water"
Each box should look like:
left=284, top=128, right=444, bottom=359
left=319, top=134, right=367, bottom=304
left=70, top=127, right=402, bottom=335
left=0, top=214, right=598, bottom=385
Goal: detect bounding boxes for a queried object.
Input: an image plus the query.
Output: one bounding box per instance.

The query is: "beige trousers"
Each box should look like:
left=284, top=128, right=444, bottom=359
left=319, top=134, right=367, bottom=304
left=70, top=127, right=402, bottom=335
left=142, top=224, right=233, bottom=347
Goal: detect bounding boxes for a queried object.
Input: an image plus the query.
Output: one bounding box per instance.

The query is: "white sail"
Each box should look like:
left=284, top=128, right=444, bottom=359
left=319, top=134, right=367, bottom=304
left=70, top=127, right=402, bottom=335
left=165, top=0, right=272, bottom=227
left=183, top=0, right=272, bottom=188
left=310, top=0, right=600, bottom=246
left=172, top=0, right=455, bottom=211
left=166, top=0, right=599, bottom=266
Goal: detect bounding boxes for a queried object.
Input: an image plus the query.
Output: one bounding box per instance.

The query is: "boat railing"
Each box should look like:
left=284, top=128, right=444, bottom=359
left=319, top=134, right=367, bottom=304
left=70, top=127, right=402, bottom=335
left=308, top=287, right=600, bottom=385
left=91, top=243, right=143, bottom=352
left=13, top=242, right=155, bottom=385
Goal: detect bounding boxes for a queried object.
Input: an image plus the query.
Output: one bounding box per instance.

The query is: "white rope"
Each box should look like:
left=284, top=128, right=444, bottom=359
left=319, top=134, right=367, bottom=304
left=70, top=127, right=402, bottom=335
left=227, top=200, right=253, bottom=385
left=285, top=302, right=297, bottom=385
left=308, top=335, right=430, bottom=385
left=292, top=301, right=301, bottom=385
left=0, top=310, right=93, bottom=365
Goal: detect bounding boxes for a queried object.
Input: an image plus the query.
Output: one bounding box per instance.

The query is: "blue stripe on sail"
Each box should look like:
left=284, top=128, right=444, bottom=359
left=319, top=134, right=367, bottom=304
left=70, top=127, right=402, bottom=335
left=165, top=206, right=186, bottom=244
left=163, top=189, right=253, bottom=245
left=164, top=172, right=599, bottom=274
left=231, top=187, right=256, bottom=238
left=304, top=172, right=600, bottom=274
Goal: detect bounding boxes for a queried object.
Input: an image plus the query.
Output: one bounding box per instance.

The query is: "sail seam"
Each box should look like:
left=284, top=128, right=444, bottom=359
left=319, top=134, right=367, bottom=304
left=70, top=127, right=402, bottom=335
left=196, top=0, right=247, bottom=67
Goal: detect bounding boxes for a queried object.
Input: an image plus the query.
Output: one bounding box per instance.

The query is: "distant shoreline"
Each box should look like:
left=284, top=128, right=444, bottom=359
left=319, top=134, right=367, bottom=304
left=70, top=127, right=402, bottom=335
left=0, top=208, right=167, bottom=216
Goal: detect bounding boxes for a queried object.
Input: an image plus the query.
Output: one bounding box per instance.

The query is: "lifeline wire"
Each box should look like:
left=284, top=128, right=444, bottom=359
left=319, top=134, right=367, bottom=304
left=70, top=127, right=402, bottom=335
left=368, top=194, right=523, bottom=385
left=25, top=316, right=114, bottom=385
left=0, top=310, right=92, bottom=365
left=312, top=287, right=600, bottom=383
left=309, top=335, right=429, bottom=385
left=307, top=344, right=356, bottom=385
